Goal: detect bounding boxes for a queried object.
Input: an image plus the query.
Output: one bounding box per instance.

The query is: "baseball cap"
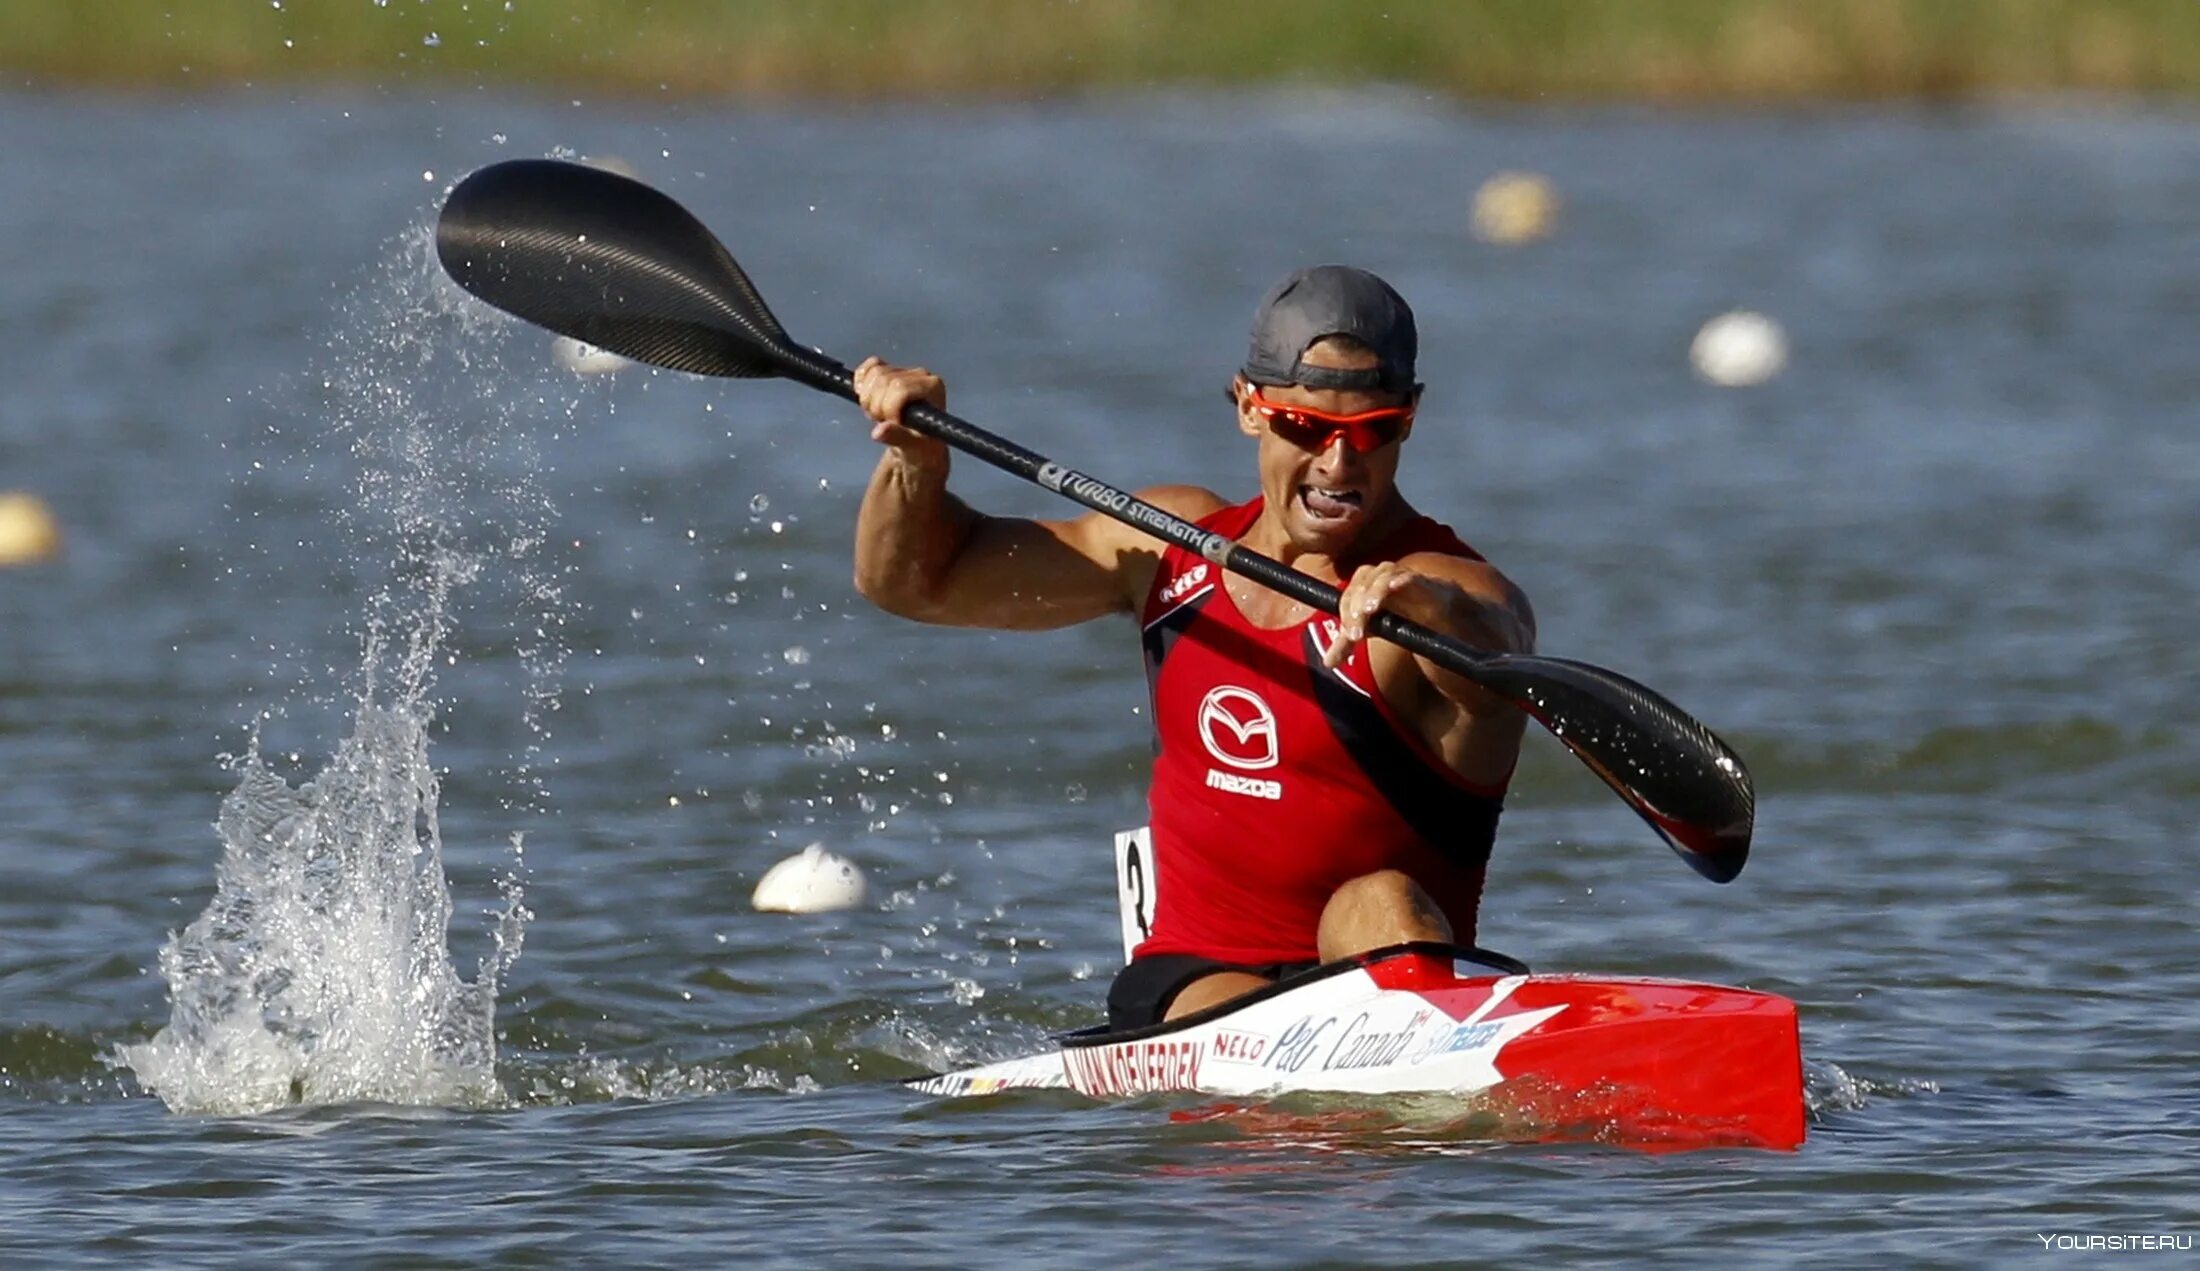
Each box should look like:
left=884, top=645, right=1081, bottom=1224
left=1241, top=265, right=1419, bottom=394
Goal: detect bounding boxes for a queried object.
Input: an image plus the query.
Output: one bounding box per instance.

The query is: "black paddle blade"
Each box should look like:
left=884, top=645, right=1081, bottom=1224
left=1479, top=655, right=1754, bottom=881
left=435, top=159, right=793, bottom=378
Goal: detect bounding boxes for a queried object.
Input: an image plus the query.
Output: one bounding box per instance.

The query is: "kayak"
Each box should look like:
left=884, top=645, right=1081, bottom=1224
left=909, top=942, right=1806, bottom=1151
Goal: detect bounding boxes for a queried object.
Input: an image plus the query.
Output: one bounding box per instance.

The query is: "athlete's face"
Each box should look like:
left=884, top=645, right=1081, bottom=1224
left=1237, top=340, right=1415, bottom=561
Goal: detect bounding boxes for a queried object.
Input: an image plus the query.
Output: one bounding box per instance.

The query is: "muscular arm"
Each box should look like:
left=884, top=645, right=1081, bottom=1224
left=849, top=357, right=1222, bottom=629
left=1331, top=551, right=1537, bottom=787
left=857, top=451, right=1206, bottom=629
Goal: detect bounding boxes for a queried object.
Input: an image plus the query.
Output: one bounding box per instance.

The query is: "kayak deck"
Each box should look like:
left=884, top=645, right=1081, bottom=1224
left=911, top=943, right=1805, bottom=1150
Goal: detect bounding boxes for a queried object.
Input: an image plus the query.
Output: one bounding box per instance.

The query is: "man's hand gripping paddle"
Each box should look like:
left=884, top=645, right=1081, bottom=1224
left=433, top=159, right=1757, bottom=881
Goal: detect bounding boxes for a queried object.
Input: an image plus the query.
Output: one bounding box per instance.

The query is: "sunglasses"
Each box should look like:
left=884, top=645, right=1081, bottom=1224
left=1241, top=387, right=1415, bottom=453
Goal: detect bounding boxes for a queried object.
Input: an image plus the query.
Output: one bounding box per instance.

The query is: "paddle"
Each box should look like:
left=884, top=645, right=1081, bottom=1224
left=434, top=159, right=1756, bottom=881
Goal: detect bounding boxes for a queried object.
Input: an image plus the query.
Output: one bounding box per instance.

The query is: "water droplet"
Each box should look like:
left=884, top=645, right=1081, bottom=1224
left=749, top=493, right=770, bottom=515
left=423, top=32, right=442, bottom=47
left=782, top=646, right=810, bottom=665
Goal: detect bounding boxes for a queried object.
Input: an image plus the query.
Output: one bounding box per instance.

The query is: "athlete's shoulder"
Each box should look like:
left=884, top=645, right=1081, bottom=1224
left=1089, top=486, right=1228, bottom=614
left=1397, top=548, right=1536, bottom=649
left=1397, top=547, right=1519, bottom=591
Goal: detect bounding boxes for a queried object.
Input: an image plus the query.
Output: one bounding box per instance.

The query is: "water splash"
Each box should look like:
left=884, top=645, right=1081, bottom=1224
left=118, top=217, right=564, bottom=1114
left=1805, top=1058, right=1940, bottom=1116
left=115, top=719, right=527, bottom=1114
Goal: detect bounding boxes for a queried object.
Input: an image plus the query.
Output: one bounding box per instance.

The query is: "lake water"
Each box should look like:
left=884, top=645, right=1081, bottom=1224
left=0, top=87, right=2194, bottom=1267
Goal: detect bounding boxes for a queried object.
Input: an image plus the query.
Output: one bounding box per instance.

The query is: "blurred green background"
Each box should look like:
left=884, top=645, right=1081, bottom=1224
left=6, top=0, right=2195, bottom=99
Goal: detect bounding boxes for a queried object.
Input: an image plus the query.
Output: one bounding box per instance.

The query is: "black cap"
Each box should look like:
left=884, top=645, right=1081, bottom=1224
left=1241, top=265, right=1419, bottom=394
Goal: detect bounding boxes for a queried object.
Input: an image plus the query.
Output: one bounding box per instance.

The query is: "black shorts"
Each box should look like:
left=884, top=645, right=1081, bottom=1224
left=1106, top=954, right=1319, bottom=1031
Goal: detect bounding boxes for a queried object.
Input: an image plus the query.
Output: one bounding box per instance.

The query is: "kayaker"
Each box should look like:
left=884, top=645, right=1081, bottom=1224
left=852, top=265, right=1535, bottom=1029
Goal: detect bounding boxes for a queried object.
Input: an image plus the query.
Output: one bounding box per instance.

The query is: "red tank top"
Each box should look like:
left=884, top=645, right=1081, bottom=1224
left=1133, top=496, right=1508, bottom=964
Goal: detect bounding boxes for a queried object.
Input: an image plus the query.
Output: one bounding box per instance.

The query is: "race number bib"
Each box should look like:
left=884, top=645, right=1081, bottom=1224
left=1113, top=826, right=1157, bottom=962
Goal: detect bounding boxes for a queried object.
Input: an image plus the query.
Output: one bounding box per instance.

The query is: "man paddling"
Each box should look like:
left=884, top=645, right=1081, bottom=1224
left=853, top=266, right=1534, bottom=1028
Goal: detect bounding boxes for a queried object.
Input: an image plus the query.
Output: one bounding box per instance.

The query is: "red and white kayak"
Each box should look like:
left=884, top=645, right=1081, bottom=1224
left=910, top=943, right=1806, bottom=1151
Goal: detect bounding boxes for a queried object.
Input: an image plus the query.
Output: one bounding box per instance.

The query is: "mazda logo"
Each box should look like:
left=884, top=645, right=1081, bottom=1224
left=1197, top=685, right=1279, bottom=771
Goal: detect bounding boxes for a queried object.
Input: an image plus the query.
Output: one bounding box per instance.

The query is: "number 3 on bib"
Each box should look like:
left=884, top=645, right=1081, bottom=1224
left=1113, top=826, right=1157, bottom=962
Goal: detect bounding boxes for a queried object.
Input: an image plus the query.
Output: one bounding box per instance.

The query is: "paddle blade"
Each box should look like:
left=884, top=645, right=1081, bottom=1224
left=1481, top=655, right=1755, bottom=881
left=435, top=158, right=792, bottom=378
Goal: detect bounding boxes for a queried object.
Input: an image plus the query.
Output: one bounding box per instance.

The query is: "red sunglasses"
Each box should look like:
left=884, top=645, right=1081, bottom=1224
left=1241, top=387, right=1415, bottom=453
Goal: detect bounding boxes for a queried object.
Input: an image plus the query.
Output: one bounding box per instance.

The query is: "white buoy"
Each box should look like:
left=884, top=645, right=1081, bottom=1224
left=751, top=843, right=869, bottom=914
left=1470, top=172, right=1560, bottom=245
left=1690, top=310, right=1789, bottom=387
left=0, top=492, right=63, bottom=567
left=581, top=154, right=639, bottom=180
left=551, top=335, right=630, bottom=375
left=540, top=157, right=639, bottom=373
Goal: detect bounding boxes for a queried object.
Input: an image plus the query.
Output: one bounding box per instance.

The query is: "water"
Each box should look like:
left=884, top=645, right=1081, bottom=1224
left=1, top=87, right=2196, bottom=1267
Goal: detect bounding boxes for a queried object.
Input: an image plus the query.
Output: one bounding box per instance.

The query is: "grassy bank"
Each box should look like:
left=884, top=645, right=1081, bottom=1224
left=6, top=0, right=2198, bottom=101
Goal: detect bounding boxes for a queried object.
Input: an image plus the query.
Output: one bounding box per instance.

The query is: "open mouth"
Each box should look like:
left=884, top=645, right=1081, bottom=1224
left=1297, top=484, right=1364, bottom=524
